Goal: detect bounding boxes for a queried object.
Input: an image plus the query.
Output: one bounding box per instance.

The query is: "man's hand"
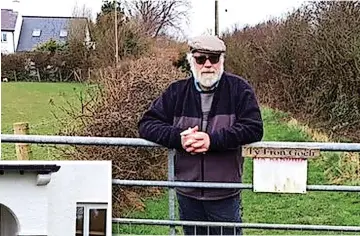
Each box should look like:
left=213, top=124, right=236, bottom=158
left=181, top=126, right=199, bottom=149
left=181, top=126, right=210, bottom=154
left=184, top=132, right=210, bottom=153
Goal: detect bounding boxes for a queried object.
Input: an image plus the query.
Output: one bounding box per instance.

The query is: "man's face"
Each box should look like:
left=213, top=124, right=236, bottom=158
left=190, top=52, right=224, bottom=89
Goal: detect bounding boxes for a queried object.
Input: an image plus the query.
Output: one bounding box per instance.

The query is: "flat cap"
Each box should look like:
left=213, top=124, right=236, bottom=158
left=188, top=35, right=226, bottom=54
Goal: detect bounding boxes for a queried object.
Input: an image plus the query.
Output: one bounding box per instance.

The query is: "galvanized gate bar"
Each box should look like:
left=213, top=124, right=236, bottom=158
left=167, top=150, right=176, bottom=236
left=2, top=134, right=360, bottom=152
left=112, top=218, right=360, bottom=232
left=112, top=179, right=360, bottom=192
left=0, top=134, right=161, bottom=147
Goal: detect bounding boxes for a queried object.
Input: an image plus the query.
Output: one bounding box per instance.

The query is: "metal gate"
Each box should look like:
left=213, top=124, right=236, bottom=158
left=1, top=134, right=360, bottom=235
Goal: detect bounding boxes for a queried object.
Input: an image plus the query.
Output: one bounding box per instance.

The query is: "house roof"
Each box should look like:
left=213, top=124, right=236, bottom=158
left=0, top=164, right=61, bottom=175
left=16, top=16, right=87, bottom=52
left=1, top=9, right=18, bottom=31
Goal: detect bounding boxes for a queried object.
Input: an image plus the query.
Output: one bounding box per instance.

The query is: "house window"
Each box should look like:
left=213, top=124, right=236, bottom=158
left=32, top=29, right=41, bottom=37
left=60, top=29, right=68, bottom=37
left=1, top=33, right=7, bottom=42
left=76, top=206, right=85, bottom=236
left=75, top=203, right=107, bottom=236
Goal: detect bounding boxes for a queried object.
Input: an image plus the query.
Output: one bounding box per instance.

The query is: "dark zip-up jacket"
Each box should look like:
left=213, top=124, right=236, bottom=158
left=138, top=72, right=264, bottom=200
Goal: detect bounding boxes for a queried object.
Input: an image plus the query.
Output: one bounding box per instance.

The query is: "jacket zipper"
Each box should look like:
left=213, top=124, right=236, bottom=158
left=199, top=93, right=215, bottom=198
left=200, top=115, right=205, bottom=197
left=195, top=90, right=205, bottom=198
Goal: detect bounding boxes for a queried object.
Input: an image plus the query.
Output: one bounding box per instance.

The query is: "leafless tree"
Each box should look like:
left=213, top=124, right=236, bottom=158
left=68, top=3, right=94, bottom=42
left=71, top=2, right=93, bottom=19
left=123, top=0, right=191, bottom=37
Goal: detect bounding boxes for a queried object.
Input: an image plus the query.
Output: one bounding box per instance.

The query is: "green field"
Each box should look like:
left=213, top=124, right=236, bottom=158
left=1, top=82, right=359, bottom=235
left=1, top=82, right=88, bottom=160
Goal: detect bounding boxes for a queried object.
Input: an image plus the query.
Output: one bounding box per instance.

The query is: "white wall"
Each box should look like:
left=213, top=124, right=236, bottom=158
left=1, top=31, right=15, bottom=54
left=13, top=14, right=22, bottom=51
left=47, top=161, right=112, bottom=236
left=0, top=161, right=112, bottom=236
left=1, top=172, right=48, bottom=236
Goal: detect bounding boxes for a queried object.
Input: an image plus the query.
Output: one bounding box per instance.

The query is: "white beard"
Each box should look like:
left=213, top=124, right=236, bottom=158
left=194, top=69, right=223, bottom=88
left=188, top=55, right=224, bottom=90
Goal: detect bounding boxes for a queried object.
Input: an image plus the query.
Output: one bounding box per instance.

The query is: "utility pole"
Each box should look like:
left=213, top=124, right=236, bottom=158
left=215, top=0, right=219, bottom=36
left=114, top=0, right=119, bottom=65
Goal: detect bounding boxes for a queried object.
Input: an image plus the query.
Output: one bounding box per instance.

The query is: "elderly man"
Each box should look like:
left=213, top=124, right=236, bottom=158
left=138, top=35, right=263, bottom=235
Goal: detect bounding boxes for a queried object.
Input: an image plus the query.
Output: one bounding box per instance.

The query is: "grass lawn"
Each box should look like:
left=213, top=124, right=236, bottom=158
left=1, top=82, right=359, bottom=235
left=1, top=82, right=88, bottom=160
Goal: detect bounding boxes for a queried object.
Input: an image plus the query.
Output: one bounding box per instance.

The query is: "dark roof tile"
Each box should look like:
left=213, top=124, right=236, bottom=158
left=1, top=9, right=18, bottom=31
left=16, top=16, right=87, bottom=51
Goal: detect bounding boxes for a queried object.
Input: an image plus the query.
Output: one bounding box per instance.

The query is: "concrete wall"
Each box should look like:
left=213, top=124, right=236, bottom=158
left=0, top=161, right=112, bottom=236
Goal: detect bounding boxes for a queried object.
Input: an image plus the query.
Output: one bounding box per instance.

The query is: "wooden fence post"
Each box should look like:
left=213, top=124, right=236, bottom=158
left=13, top=122, right=32, bottom=160
left=13, top=70, right=17, bottom=82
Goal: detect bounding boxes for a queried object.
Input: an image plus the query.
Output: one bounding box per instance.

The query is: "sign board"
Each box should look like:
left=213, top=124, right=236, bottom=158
left=242, top=147, right=320, bottom=194
left=242, top=147, right=320, bottom=159
left=252, top=157, right=308, bottom=193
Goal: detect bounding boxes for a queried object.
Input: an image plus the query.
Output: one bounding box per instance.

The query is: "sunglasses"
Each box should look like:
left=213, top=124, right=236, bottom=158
left=193, top=54, right=220, bottom=65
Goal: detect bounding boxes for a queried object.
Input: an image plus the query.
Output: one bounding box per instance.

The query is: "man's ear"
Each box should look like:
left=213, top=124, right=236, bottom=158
left=220, top=53, right=225, bottom=62
left=186, top=52, right=193, bottom=65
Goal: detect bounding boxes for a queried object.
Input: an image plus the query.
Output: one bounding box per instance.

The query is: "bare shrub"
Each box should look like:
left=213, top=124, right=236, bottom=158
left=223, top=1, right=360, bottom=142
left=1, top=52, right=29, bottom=80
left=55, top=53, right=187, bottom=216
left=222, top=1, right=360, bottom=184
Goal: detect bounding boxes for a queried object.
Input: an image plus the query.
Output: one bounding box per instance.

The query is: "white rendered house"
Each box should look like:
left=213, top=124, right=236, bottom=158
left=0, top=161, right=112, bottom=236
left=1, top=8, right=22, bottom=54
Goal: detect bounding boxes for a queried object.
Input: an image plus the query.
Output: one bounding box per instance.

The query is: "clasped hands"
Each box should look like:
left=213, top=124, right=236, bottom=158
left=180, top=126, right=210, bottom=154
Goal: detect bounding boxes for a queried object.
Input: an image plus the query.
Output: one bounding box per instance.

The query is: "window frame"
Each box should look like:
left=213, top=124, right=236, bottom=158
left=76, top=203, right=108, bottom=236
left=32, top=29, right=41, bottom=37
left=60, top=29, right=68, bottom=37
left=1, top=33, right=7, bottom=42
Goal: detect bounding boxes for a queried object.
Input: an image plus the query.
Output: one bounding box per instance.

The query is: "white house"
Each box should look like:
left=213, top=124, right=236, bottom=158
left=0, top=161, right=112, bottom=236
left=1, top=8, right=22, bottom=54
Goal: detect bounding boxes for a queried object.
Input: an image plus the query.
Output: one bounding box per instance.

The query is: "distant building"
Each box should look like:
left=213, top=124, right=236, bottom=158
left=1, top=9, right=22, bottom=54
left=2, top=6, right=93, bottom=54
left=16, top=16, right=92, bottom=52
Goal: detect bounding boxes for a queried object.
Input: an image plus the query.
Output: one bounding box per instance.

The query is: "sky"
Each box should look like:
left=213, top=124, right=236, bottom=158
left=1, top=0, right=308, bottom=39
